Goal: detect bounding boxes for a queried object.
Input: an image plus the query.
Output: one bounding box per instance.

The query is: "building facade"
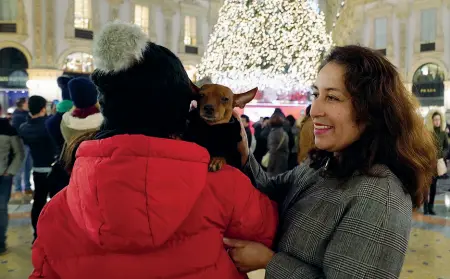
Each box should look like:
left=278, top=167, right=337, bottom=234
left=0, top=0, right=223, bottom=102
left=330, top=0, right=450, bottom=115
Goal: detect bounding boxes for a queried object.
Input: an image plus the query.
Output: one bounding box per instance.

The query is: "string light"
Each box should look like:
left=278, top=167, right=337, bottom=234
left=197, top=0, right=332, bottom=94
left=332, top=1, right=345, bottom=32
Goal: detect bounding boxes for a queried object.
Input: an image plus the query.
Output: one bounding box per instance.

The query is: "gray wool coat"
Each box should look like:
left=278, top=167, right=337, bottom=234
left=243, top=155, right=412, bottom=279
left=267, top=127, right=289, bottom=177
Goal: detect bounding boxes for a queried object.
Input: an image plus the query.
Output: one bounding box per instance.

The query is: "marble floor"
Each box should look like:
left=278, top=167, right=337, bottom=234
left=2, top=194, right=450, bottom=279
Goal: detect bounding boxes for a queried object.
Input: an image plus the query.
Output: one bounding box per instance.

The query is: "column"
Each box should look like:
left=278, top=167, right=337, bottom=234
left=108, top=0, right=124, bottom=21
left=392, top=12, right=401, bottom=67
left=163, top=9, right=174, bottom=52
left=443, top=81, right=450, bottom=110
left=442, top=5, right=450, bottom=68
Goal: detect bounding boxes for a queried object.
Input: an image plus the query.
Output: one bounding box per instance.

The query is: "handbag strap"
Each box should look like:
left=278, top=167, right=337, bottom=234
left=275, top=132, right=286, bottom=151
left=57, top=143, right=67, bottom=161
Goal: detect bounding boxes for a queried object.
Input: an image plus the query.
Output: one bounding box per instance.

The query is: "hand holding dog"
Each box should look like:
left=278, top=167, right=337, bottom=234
left=224, top=237, right=274, bottom=273
left=232, top=110, right=250, bottom=166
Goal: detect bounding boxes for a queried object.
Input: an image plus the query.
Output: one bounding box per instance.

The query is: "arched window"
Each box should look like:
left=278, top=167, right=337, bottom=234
left=412, top=63, right=445, bottom=106
left=62, top=52, right=94, bottom=74
left=0, top=47, right=29, bottom=88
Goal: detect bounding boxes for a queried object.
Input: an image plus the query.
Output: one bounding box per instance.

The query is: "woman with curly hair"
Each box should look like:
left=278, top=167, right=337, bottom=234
left=225, top=45, right=436, bottom=278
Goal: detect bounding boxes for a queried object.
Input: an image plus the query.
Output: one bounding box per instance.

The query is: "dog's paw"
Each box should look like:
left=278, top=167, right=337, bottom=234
left=208, top=157, right=226, bottom=172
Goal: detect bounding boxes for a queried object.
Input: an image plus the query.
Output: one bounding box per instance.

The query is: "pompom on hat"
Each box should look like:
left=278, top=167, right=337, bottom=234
left=57, top=75, right=73, bottom=100
left=90, top=20, right=194, bottom=138
left=68, top=77, right=98, bottom=109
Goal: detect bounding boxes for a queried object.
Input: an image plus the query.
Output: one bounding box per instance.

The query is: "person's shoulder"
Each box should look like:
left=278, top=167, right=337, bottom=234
left=205, top=165, right=254, bottom=196
left=348, top=165, right=412, bottom=211
left=206, top=165, right=249, bottom=184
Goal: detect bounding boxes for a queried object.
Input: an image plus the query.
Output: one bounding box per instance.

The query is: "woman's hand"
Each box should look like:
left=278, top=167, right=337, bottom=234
left=232, top=110, right=250, bottom=166
left=224, top=238, right=274, bottom=273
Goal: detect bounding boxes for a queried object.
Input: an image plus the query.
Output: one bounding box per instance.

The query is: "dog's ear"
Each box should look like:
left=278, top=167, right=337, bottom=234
left=233, top=87, right=258, bottom=108
left=190, top=80, right=201, bottom=101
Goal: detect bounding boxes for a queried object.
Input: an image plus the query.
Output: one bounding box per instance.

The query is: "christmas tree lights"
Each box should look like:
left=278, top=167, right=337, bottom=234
left=197, top=0, right=332, bottom=97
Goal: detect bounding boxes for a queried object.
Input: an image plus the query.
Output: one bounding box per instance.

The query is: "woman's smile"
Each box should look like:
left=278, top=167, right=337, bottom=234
left=313, top=122, right=334, bottom=135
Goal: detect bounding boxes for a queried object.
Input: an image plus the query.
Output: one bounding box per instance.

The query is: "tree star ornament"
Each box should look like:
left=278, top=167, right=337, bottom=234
left=197, top=0, right=332, bottom=95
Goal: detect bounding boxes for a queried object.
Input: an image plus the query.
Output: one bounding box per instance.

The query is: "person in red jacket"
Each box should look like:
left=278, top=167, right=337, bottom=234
left=29, top=21, right=278, bottom=279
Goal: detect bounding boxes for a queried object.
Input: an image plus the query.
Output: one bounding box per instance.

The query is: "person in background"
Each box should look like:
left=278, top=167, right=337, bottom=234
left=253, top=117, right=270, bottom=165
left=11, top=97, right=32, bottom=199
left=286, top=115, right=299, bottom=170
left=45, top=76, right=74, bottom=156
left=0, top=104, right=24, bottom=254
left=297, top=105, right=315, bottom=164
left=253, top=117, right=264, bottom=139
left=424, top=110, right=448, bottom=215
left=60, top=77, right=103, bottom=144
left=267, top=113, right=289, bottom=177
left=240, top=114, right=252, bottom=148
left=18, top=96, right=56, bottom=242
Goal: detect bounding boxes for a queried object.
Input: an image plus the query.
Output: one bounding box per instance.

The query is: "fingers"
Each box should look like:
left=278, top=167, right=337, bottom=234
left=223, top=237, right=247, bottom=248
left=228, top=248, right=252, bottom=273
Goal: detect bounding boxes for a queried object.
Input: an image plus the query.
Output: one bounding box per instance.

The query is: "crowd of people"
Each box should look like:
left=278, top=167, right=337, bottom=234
left=240, top=106, right=315, bottom=178
left=0, top=20, right=445, bottom=278
left=0, top=76, right=104, bottom=247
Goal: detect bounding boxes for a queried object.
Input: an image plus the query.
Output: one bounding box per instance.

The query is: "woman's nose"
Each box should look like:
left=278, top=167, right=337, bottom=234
left=310, top=100, right=324, bottom=118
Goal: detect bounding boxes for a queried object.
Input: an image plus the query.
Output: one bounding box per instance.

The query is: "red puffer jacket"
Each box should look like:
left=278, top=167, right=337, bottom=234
left=30, top=135, right=278, bottom=279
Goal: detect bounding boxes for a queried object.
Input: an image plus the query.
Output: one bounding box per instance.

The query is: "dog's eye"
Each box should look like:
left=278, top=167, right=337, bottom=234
left=221, top=97, right=229, bottom=102
left=199, top=93, right=205, bottom=98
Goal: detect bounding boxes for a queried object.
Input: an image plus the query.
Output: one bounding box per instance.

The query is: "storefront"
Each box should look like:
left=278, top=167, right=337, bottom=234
left=412, top=63, right=445, bottom=108
left=0, top=47, right=29, bottom=110
left=61, top=52, right=94, bottom=78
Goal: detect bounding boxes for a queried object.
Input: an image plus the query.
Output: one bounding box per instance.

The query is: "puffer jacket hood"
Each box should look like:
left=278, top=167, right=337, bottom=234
left=425, top=109, right=446, bottom=132
left=67, top=134, right=210, bottom=251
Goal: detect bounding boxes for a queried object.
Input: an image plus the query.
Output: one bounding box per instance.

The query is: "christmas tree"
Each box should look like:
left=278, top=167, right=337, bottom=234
left=197, top=0, right=332, bottom=99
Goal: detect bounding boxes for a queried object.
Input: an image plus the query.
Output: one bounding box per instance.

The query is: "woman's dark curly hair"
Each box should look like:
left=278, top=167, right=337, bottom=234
left=309, top=45, right=436, bottom=208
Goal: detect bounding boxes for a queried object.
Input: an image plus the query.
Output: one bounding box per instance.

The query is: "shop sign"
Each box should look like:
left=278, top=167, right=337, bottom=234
left=0, top=69, right=28, bottom=88
left=412, top=82, right=444, bottom=98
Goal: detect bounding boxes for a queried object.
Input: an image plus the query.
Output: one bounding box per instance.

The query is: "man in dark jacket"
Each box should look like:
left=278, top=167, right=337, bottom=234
left=240, top=114, right=252, bottom=148
left=11, top=97, right=32, bottom=198
left=45, top=76, right=73, bottom=155
left=0, top=104, right=24, bottom=253
left=18, top=96, right=56, bottom=241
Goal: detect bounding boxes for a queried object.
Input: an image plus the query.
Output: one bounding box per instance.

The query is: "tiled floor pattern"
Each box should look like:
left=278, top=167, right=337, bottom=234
left=1, top=198, right=450, bottom=279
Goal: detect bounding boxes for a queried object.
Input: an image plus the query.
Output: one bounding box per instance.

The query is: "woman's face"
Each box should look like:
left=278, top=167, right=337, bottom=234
left=433, top=115, right=441, bottom=128
left=310, top=62, right=364, bottom=153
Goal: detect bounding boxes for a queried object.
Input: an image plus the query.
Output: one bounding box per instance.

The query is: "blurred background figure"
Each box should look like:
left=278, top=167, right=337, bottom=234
left=266, top=111, right=289, bottom=177
left=253, top=117, right=270, bottom=166
left=17, top=96, right=56, bottom=242
left=45, top=76, right=74, bottom=156
left=0, top=103, right=24, bottom=254
left=424, top=110, right=448, bottom=215
left=240, top=114, right=253, bottom=149
left=10, top=98, right=32, bottom=200
left=286, top=114, right=299, bottom=170
left=297, top=105, right=314, bottom=164
left=60, top=77, right=103, bottom=144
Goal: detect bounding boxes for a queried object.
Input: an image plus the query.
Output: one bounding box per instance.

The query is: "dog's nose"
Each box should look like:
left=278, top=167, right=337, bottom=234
left=203, top=104, right=214, bottom=114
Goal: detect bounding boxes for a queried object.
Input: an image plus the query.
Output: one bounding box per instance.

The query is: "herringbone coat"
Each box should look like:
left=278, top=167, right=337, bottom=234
left=244, top=155, right=412, bottom=279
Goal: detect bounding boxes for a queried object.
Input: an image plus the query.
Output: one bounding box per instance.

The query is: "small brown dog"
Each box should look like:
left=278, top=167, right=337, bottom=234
left=186, top=83, right=258, bottom=171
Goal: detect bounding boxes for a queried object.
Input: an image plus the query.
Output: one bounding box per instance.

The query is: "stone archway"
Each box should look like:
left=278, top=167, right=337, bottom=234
left=412, top=63, right=445, bottom=107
